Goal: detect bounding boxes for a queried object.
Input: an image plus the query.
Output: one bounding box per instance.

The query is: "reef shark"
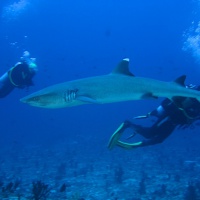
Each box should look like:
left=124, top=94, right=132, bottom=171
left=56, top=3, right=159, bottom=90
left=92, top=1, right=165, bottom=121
left=20, top=58, right=200, bottom=109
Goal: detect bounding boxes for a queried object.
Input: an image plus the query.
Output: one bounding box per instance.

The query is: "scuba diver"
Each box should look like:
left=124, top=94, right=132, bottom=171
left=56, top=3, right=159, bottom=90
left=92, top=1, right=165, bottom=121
left=108, top=84, right=200, bottom=150
left=0, top=51, right=38, bottom=98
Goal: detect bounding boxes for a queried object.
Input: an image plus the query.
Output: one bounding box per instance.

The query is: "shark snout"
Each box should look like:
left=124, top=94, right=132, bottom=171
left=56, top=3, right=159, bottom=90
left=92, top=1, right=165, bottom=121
left=20, top=97, right=28, bottom=103
left=20, top=92, right=65, bottom=108
left=20, top=94, right=41, bottom=106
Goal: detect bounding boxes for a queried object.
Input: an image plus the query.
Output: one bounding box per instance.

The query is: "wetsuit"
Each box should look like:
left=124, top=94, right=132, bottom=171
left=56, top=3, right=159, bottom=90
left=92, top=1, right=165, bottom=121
left=124, top=85, right=200, bottom=147
left=0, top=62, right=36, bottom=98
left=108, top=85, right=200, bottom=150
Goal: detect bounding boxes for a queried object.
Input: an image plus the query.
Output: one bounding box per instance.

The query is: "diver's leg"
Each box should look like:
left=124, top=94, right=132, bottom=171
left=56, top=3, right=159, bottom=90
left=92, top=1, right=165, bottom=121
left=127, top=122, right=153, bottom=138
left=0, top=72, right=15, bottom=98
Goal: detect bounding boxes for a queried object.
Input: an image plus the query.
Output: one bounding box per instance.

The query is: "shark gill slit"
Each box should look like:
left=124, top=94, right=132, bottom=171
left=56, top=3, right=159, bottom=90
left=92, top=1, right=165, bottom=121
left=64, top=89, right=78, bottom=102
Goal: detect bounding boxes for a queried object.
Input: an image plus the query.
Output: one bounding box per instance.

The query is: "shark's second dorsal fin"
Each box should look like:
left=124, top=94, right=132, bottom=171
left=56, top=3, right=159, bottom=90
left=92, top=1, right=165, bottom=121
left=174, top=75, right=186, bottom=86
left=111, top=58, right=134, bottom=76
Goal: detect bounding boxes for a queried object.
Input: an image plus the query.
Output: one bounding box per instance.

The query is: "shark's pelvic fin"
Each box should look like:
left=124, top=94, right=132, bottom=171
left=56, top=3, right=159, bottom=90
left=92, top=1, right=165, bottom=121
left=141, top=92, right=158, bottom=99
left=174, top=75, right=186, bottom=86
left=111, top=58, right=134, bottom=76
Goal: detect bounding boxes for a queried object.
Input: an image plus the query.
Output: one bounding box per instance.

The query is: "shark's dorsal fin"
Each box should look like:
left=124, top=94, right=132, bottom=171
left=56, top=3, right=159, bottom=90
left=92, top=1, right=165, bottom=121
left=111, top=58, right=134, bottom=76
left=174, top=75, right=186, bottom=86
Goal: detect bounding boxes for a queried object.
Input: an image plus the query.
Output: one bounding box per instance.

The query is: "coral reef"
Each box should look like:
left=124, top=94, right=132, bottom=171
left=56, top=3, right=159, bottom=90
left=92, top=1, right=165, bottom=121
left=0, top=134, right=200, bottom=200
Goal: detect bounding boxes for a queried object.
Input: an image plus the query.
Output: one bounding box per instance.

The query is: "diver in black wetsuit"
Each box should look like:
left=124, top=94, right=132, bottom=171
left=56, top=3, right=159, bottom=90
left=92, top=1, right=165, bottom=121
left=0, top=51, right=38, bottom=98
left=108, top=85, right=200, bottom=150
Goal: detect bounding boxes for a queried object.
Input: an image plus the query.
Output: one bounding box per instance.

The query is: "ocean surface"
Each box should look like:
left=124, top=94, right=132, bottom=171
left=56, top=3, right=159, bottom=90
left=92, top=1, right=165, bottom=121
left=0, top=0, right=200, bottom=199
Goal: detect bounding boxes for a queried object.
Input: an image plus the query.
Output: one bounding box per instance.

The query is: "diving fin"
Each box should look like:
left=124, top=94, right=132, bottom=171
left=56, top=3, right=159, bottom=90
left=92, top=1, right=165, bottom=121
left=116, top=141, right=143, bottom=149
left=108, top=122, right=126, bottom=150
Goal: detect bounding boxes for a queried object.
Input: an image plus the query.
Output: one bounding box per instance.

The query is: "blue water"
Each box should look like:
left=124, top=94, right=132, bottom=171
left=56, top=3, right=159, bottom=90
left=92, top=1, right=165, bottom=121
left=0, top=0, right=200, bottom=199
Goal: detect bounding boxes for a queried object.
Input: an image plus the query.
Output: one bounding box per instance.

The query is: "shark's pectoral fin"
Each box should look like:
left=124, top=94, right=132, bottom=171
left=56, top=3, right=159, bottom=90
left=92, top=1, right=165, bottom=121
left=76, top=96, right=100, bottom=104
left=141, top=92, right=158, bottom=99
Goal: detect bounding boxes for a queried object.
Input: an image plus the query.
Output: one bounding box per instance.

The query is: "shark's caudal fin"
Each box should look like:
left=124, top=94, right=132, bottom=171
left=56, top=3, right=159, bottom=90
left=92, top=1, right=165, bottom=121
left=111, top=58, right=134, bottom=76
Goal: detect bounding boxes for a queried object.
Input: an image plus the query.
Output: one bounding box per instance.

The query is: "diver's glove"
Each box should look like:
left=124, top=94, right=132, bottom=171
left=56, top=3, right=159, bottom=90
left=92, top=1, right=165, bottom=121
left=186, top=84, right=197, bottom=89
left=133, top=112, right=151, bottom=119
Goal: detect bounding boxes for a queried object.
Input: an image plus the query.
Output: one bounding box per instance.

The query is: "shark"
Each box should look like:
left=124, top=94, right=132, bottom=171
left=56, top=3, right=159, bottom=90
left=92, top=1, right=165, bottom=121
left=20, top=58, right=200, bottom=109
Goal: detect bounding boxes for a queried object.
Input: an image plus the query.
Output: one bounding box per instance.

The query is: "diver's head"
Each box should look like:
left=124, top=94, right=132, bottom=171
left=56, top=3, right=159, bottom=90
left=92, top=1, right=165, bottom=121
left=22, top=51, right=30, bottom=58
left=21, top=51, right=38, bottom=71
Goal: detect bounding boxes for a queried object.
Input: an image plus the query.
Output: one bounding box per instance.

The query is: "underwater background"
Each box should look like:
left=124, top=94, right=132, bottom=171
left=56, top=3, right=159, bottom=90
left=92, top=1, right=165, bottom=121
left=1, top=0, right=200, bottom=199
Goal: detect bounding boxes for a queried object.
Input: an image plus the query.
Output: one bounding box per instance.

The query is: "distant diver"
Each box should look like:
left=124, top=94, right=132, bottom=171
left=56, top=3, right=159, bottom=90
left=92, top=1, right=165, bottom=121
left=108, top=84, right=200, bottom=150
left=0, top=51, right=38, bottom=98
left=20, top=58, right=200, bottom=108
